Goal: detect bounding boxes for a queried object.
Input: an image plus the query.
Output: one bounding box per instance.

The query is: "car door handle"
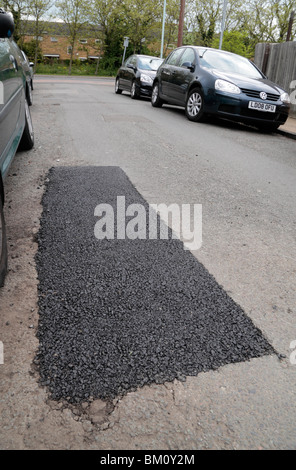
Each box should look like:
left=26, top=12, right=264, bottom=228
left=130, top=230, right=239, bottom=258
left=162, top=70, right=171, bottom=76
left=9, top=55, right=18, bottom=71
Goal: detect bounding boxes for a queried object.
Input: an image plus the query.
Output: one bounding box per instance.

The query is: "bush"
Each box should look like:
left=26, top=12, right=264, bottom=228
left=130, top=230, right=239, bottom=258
left=35, top=61, right=117, bottom=76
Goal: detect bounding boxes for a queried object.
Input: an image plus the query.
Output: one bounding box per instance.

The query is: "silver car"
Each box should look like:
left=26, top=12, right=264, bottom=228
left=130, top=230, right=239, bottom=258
left=0, top=9, right=34, bottom=286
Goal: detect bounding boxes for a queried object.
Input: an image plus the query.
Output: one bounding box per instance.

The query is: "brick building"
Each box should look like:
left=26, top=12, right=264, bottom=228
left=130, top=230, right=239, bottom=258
left=23, top=21, right=104, bottom=61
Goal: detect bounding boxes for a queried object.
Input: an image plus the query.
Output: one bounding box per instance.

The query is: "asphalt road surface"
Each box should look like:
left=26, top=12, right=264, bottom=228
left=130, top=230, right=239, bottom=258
left=0, top=75, right=295, bottom=450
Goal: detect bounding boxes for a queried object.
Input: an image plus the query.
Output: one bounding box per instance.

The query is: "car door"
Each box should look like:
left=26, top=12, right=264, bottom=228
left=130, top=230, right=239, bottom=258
left=125, top=55, right=137, bottom=89
left=169, top=47, right=196, bottom=105
left=159, top=48, right=185, bottom=98
left=119, top=55, right=131, bottom=90
left=0, top=38, right=23, bottom=178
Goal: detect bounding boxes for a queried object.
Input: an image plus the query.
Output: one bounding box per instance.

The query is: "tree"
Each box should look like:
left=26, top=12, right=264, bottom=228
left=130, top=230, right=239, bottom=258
left=246, top=0, right=295, bottom=44
left=212, top=30, right=253, bottom=56
left=162, top=0, right=181, bottom=55
left=56, top=0, right=91, bottom=74
left=186, top=0, right=223, bottom=46
left=89, top=0, right=126, bottom=70
left=28, top=0, right=52, bottom=71
left=120, top=0, right=161, bottom=53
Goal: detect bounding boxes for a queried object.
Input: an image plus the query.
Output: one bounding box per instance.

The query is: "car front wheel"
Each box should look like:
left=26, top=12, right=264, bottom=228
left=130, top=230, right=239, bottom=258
left=185, top=88, right=205, bottom=122
left=151, top=83, right=163, bottom=108
left=130, top=81, right=139, bottom=99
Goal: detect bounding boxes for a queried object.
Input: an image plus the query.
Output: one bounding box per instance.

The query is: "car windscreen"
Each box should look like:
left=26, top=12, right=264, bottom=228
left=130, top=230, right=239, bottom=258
left=198, top=50, right=263, bottom=79
left=138, top=57, right=163, bottom=71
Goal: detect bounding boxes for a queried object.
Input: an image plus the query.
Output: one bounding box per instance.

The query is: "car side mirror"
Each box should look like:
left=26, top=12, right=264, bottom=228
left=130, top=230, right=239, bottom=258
left=127, top=64, right=136, bottom=71
left=0, top=9, right=14, bottom=39
left=30, top=62, right=34, bottom=67
left=182, top=62, right=195, bottom=72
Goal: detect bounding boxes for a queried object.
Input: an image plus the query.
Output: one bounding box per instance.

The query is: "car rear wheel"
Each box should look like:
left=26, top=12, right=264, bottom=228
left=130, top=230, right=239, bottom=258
left=0, top=193, right=7, bottom=288
left=115, top=78, right=122, bottom=94
left=19, top=98, right=34, bottom=151
left=151, top=83, right=163, bottom=107
left=130, top=81, right=139, bottom=99
left=185, top=88, right=205, bottom=122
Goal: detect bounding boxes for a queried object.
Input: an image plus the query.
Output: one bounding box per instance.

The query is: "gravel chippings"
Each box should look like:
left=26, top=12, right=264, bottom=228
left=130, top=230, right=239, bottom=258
left=35, top=166, right=275, bottom=403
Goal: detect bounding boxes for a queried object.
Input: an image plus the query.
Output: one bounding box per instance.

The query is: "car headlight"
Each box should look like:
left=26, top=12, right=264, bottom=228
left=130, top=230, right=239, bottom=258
left=140, top=74, right=153, bottom=85
left=215, top=79, right=240, bottom=95
left=280, top=92, right=290, bottom=104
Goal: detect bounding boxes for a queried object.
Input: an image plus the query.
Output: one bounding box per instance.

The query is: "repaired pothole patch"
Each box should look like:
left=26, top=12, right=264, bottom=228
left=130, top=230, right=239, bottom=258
left=35, top=166, right=275, bottom=403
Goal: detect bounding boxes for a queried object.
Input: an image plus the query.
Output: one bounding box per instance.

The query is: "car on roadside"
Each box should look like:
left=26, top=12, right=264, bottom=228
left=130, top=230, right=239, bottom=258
left=0, top=9, right=34, bottom=287
left=115, top=54, right=164, bottom=99
left=151, top=46, right=290, bottom=132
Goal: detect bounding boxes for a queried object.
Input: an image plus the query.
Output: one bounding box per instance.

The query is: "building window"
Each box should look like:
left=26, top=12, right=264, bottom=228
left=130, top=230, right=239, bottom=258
left=79, top=39, right=87, bottom=44
left=51, top=37, right=58, bottom=42
left=67, top=46, right=72, bottom=54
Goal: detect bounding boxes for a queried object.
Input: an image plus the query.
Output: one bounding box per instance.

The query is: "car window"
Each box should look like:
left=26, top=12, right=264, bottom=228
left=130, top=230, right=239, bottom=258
left=125, top=56, right=134, bottom=66
left=130, top=56, right=137, bottom=67
left=198, top=49, right=263, bottom=79
left=166, top=48, right=184, bottom=66
left=180, top=48, right=195, bottom=67
left=138, top=57, right=163, bottom=71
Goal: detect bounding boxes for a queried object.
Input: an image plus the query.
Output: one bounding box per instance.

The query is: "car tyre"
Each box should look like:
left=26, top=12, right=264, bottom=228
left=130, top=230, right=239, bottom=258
left=115, top=78, right=122, bottom=94
left=0, top=193, right=7, bottom=288
left=130, top=80, right=139, bottom=99
left=151, top=82, right=163, bottom=108
left=185, top=88, right=205, bottom=122
left=19, top=98, right=34, bottom=151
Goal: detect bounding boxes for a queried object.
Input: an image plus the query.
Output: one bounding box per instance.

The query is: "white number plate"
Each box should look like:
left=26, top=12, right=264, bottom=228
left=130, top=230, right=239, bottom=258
left=248, top=101, right=276, bottom=113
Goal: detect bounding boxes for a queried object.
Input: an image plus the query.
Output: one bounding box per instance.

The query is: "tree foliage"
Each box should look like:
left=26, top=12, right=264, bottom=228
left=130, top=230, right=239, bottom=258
left=56, top=0, right=91, bottom=73
left=1, top=0, right=295, bottom=69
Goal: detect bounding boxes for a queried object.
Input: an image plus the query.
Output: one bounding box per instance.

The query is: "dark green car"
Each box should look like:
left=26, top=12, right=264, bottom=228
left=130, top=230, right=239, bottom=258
left=0, top=9, right=34, bottom=286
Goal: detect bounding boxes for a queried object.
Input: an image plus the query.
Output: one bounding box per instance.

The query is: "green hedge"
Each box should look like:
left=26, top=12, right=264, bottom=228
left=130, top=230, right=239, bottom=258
left=35, top=62, right=117, bottom=77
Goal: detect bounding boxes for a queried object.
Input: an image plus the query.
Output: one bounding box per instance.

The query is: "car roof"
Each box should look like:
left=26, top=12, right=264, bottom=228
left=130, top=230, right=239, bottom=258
left=176, top=45, right=245, bottom=59
left=133, top=54, right=162, bottom=59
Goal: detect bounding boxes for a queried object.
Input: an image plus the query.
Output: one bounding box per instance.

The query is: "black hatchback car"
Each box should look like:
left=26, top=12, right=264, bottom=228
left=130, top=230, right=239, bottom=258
left=115, top=54, right=163, bottom=99
left=151, top=46, right=290, bottom=132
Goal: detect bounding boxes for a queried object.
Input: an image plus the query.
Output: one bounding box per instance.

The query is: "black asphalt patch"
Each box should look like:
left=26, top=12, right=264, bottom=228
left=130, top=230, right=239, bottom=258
left=35, top=167, right=275, bottom=403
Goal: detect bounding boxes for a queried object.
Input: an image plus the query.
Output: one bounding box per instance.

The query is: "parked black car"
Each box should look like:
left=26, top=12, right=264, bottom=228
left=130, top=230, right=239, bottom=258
left=0, top=9, right=34, bottom=286
left=151, top=46, right=290, bottom=132
left=115, top=54, right=163, bottom=99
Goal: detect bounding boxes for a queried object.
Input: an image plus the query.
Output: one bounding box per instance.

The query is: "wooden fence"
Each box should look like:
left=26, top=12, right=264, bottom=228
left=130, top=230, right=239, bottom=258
left=254, top=41, right=296, bottom=117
